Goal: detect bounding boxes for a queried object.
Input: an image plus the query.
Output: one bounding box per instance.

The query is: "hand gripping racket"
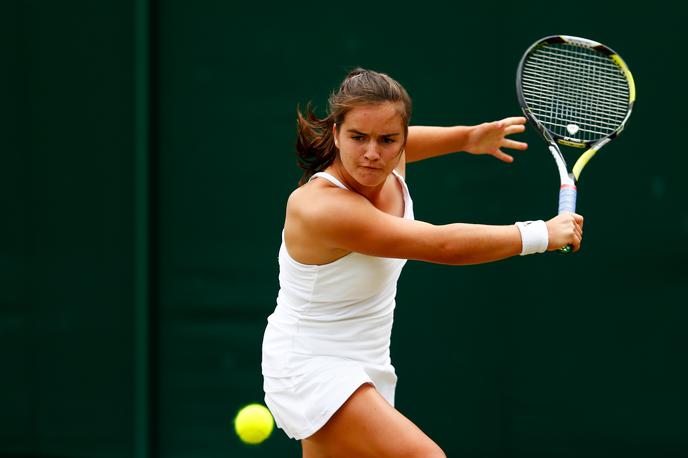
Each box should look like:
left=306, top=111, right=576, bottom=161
left=516, top=35, right=636, bottom=253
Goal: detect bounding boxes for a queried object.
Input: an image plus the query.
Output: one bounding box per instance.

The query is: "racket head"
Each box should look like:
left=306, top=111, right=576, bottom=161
left=516, top=35, right=635, bottom=149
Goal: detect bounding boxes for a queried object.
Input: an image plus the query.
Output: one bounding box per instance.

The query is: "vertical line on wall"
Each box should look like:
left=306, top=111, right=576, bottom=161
left=133, top=0, right=151, bottom=455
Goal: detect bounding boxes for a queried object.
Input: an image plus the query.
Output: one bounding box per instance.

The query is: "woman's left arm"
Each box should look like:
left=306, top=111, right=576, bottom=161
left=404, top=116, right=529, bottom=164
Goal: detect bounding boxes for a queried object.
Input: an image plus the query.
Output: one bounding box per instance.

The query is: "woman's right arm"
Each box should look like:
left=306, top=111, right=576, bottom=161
left=289, top=186, right=583, bottom=266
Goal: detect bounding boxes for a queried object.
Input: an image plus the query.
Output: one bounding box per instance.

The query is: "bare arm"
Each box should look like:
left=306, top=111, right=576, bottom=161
left=289, top=186, right=583, bottom=266
left=405, top=117, right=529, bottom=164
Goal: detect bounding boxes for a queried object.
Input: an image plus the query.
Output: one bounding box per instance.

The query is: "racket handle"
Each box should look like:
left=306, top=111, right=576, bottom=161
left=558, top=184, right=577, bottom=254
left=558, top=184, right=577, bottom=214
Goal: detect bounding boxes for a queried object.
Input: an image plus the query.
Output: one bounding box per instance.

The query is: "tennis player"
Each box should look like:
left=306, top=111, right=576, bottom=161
left=262, top=68, right=583, bottom=457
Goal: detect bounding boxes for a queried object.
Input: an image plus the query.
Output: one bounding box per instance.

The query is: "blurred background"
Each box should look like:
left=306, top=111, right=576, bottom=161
left=3, top=0, right=687, bottom=457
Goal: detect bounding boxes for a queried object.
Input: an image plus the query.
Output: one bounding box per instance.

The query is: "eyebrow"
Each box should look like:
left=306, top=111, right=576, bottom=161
left=346, top=129, right=401, bottom=137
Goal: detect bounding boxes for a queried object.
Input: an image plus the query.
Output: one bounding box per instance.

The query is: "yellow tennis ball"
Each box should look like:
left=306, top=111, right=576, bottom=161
left=234, top=403, right=274, bottom=445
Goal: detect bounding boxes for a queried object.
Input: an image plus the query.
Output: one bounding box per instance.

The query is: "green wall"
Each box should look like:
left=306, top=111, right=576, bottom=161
left=3, top=0, right=687, bottom=457
left=2, top=1, right=142, bottom=457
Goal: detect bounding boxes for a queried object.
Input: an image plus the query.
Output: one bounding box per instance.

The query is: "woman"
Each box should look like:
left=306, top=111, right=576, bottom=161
left=262, top=68, right=583, bottom=457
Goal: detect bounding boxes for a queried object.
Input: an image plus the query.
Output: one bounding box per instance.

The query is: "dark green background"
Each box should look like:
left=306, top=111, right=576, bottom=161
left=3, top=1, right=686, bottom=457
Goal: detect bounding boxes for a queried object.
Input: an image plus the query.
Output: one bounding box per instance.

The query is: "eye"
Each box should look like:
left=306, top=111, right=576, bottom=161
left=351, top=135, right=365, bottom=142
left=382, top=137, right=396, bottom=144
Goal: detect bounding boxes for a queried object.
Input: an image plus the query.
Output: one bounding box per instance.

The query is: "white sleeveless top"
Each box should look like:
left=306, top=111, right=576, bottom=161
left=261, top=170, right=414, bottom=439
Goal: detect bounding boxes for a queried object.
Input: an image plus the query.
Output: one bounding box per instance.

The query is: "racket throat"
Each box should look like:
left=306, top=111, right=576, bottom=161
left=546, top=143, right=578, bottom=214
left=548, top=144, right=575, bottom=186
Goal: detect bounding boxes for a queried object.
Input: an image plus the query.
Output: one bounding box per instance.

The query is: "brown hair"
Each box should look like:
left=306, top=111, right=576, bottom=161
left=295, top=68, right=412, bottom=185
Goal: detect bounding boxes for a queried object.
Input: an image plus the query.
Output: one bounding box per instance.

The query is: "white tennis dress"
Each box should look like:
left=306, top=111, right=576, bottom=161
left=261, top=170, right=414, bottom=439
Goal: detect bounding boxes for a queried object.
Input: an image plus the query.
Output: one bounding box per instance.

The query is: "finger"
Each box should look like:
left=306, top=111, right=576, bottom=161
left=570, top=231, right=581, bottom=252
left=493, top=120, right=505, bottom=130
left=502, top=139, right=528, bottom=151
left=571, top=213, right=584, bottom=233
left=501, top=116, right=527, bottom=126
left=574, top=226, right=582, bottom=240
left=493, top=150, right=514, bottom=163
left=504, top=124, right=526, bottom=135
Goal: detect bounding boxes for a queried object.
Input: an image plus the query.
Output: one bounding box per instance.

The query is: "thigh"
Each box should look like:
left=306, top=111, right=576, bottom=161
left=301, top=383, right=444, bottom=458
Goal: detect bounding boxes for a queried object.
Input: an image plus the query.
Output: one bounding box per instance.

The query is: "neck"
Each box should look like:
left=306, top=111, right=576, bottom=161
left=327, top=159, right=387, bottom=202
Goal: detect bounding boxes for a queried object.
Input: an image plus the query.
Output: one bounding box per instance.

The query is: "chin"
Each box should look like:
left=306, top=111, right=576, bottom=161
left=355, top=168, right=388, bottom=187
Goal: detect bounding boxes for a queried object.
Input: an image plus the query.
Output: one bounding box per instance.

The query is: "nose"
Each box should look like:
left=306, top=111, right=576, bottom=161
left=363, top=142, right=381, bottom=161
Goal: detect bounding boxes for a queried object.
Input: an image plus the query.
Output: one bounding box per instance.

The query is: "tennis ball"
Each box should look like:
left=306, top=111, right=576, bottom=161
left=234, top=403, right=274, bottom=445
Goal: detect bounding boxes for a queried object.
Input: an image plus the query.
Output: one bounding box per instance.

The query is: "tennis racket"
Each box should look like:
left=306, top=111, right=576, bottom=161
left=516, top=35, right=636, bottom=253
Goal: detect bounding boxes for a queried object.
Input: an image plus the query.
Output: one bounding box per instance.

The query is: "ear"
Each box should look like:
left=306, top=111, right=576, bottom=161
left=332, top=123, right=339, bottom=149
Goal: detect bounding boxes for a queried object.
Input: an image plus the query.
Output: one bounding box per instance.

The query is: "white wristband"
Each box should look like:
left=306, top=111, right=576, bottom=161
left=515, top=220, right=548, bottom=255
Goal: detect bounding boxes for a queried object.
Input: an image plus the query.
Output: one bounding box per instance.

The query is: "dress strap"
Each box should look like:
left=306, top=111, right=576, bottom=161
left=391, top=170, right=405, bottom=182
left=308, top=172, right=348, bottom=190
left=391, top=170, right=413, bottom=220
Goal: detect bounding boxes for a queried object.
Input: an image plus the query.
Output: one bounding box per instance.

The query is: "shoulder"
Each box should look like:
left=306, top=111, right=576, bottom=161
left=287, top=178, right=369, bottom=229
left=284, top=178, right=379, bottom=259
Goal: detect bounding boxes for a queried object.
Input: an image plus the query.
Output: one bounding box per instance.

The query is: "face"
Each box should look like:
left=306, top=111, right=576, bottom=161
left=333, top=102, right=406, bottom=188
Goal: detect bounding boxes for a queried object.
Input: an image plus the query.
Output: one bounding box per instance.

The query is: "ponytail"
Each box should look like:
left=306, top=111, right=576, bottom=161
left=295, top=103, right=337, bottom=186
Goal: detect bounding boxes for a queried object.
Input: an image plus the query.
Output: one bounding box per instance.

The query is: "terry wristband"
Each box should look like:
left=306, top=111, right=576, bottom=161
left=515, top=220, right=548, bottom=255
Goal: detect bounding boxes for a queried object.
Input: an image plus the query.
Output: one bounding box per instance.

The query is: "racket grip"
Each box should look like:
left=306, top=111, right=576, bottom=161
left=558, top=184, right=577, bottom=214
left=557, top=184, right=577, bottom=254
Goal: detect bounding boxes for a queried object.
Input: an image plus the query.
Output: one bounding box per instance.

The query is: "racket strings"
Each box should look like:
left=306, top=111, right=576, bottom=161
left=521, top=82, right=626, bottom=118
left=521, top=89, right=626, bottom=132
left=524, top=48, right=628, bottom=141
left=536, top=47, right=625, bottom=77
left=524, top=60, right=629, bottom=100
left=521, top=42, right=630, bottom=142
left=528, top=54, right=629, bottom=97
